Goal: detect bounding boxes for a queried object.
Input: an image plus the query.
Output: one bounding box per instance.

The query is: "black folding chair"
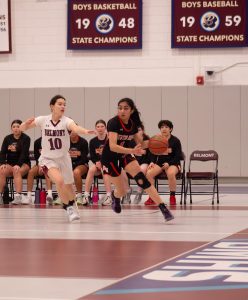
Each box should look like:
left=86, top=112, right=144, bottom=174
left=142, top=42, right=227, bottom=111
left=155, top=152, right=186, bottom=205
left=185, top=150, right=219, bottom=205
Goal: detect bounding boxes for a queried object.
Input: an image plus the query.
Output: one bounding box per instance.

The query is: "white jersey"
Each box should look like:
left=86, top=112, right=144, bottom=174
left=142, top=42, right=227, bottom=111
left=35, top=115, right=74, bottom=159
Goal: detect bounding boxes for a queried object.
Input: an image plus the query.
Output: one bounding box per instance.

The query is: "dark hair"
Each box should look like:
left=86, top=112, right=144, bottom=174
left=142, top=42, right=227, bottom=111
left=137, top=123, right=150, bottom=140
left=158, top=120, right=173, bottom=130
left=118, top=98, right=142, bottom=127
left=11, top=120, right=23, bottom=149
left=50, top=94, right=66, bottom=106
left=95, top=119, right=106, bottom=127
left=11, top=119, right=22, bottom=127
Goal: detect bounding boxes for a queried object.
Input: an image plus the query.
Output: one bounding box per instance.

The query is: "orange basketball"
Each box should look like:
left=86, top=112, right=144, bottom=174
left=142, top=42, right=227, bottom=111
left=148, top=135, right=168, bottom=155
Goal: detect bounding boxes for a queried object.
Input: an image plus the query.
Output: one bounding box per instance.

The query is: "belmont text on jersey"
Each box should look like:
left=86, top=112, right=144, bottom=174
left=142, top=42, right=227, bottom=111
left=44, top=129, right=66, bottom=137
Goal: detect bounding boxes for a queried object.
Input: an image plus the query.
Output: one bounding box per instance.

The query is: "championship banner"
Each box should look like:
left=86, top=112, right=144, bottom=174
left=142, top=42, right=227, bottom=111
left=0, top=0, right=11, bottom=53
left=67, top=0, right=142, bottom=50
left=171, top=0, right=248, bottom=48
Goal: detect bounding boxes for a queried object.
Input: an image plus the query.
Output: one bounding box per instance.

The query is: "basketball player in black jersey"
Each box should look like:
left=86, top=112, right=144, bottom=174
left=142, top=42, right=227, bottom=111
left=101, top=98, right=174, bottom=222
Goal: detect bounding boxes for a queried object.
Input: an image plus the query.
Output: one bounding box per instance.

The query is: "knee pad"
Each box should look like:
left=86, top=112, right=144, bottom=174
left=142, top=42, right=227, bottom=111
left=133, top=172, right=151, bottom=190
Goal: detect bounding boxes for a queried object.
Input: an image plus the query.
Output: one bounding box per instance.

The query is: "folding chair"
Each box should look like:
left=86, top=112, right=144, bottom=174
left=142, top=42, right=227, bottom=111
left=185, top=150, right=219, bottom=205
left=155, top=152, right=186, bottom=205
left=6, top=177, right=14, bottom=200
left=93, top=173, right=104, bottom=194
left=28, top=150, right=44, bottom=190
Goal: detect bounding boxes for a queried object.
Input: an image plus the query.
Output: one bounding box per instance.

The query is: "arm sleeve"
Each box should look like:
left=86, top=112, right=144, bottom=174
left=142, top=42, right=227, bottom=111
left=34, top=139, right=41, bottom=164
left=89, top=139, right=98, bottom=164
left=79, top=139, right=89, bottom=165
left=168, top=138, right=182, bottom=166
left=0, top=137, right=8, bottom=165
left=17, top=135, right=31, bottom=167
left=107, top=118, right=118, bottom=133
left=35, top=116, right=44, bottom=127
left=65, top=117, right=75, bottom=130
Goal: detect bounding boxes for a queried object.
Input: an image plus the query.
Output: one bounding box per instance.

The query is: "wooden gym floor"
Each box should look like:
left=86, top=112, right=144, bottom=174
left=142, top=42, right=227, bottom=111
left=0, top=187, right=248, bottom=300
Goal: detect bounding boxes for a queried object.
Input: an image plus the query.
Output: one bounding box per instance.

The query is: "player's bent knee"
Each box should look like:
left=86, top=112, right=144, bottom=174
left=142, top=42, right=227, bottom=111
left=133, top=172, right=151, bottom=189
left=73, top=169, right=81, bottom=177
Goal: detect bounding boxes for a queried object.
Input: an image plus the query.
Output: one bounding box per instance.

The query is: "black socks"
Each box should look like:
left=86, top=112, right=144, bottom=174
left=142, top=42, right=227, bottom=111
left=63, top=199, right=75, bottom=210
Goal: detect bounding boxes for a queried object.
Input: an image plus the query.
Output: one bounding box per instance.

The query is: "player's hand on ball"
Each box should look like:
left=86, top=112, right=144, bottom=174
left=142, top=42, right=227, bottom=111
left=133, top=144, right=145, bottom=156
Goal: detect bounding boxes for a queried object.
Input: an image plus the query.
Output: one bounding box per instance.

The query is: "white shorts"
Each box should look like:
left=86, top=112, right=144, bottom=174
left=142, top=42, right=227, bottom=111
left=39, top=153, right=74, bottom=184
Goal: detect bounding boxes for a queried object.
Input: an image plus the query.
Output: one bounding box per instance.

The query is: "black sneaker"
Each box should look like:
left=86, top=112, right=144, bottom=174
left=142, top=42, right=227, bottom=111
left=111, top=191, right=122, bottom=214
left=159, top=203, right=174, bottom=222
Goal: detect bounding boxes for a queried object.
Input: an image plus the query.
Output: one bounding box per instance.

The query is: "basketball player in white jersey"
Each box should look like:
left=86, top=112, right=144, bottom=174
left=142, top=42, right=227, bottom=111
left=20, top=95, right=95, bottom=222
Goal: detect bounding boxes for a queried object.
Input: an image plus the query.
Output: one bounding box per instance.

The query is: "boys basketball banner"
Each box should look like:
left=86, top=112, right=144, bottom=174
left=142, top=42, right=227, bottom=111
left=0, top=0, right=11, bottom=53
left=67, top=0, right=142, bottom=50
left=172, top=0, right=248, bottom=48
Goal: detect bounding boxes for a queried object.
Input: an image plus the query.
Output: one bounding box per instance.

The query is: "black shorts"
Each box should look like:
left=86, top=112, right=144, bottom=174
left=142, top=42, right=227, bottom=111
left=101, top=153, right=136, bottom=177
left=154, top=155, right=181, bottom=170
left=136, top=155, right=150, bottom=166
left=72, top=163, right=88, bottom=171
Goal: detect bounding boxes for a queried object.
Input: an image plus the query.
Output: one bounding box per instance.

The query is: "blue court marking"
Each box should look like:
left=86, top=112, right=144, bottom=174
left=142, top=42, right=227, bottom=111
left=96, top=284, right=248, bottom=295
left=94, top=237, right=248, bottom=296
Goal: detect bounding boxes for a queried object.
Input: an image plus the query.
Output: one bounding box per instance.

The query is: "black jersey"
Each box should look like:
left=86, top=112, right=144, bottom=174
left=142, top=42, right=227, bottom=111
left=69, top=137, right=89, bottom=168
left=0, top=133, right=31, bottom=167
left=89, top=135, right=107, bottom=163
left=135, top=135, right=151, bottom=165
left=34, top=137, right=42, bottom=165
left=104, top=116, right=138, bottom=158
left=150, top=134, right=182, bottom=166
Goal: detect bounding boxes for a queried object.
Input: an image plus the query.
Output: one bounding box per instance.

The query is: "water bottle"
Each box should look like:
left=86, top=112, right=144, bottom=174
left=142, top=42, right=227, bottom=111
left=92, top=185, right=99, bottom=205
left=3, top=185, right=10, bottom=204
left=39, top=189, right=46, bottom=205
left=34, top=188, right=40, bottom=204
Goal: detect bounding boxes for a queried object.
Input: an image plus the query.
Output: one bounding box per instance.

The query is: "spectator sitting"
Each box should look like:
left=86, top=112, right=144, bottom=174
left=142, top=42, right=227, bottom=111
left=0, top=119, right=31, bottom=205
left=145, top=120, right=182, bottom=206
left=80, top=120, right=112, bottom=206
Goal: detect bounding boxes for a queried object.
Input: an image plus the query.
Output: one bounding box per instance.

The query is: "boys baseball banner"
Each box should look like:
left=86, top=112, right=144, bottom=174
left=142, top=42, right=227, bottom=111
left=172, top=0, right=248, bottom=48
left=67, top=0, right=142, bottom=50
left=0, top=0, right=11, bottom=53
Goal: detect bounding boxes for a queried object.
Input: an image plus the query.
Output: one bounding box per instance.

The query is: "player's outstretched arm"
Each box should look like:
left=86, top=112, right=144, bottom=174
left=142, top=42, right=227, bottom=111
left=69, top=121, right=95, bottom=135
left=20, top=118, right=36, bottom=131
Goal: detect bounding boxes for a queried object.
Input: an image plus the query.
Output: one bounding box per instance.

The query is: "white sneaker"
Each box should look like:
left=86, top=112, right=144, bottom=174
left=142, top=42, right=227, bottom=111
left=21, top=195, right=32, bottom=205
left=53, top=197, right=62, bottom=205
left=101, top=195, right=112, bottom=206
left=12, top=194, right=22, bottom=205
left=81, top=195, right=91, bottom=206
left=66, top=206, right=80, bottom=222
left=121, top=188, right=132, bottom=204
left=46, top=195, right=53, bottom=205
left=133, top=191, right=143, bottom=204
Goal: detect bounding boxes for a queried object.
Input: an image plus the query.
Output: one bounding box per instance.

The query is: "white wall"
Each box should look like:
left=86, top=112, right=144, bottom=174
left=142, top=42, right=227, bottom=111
left=1, top=0, right=248, bottom=88
left=1, top=85, right=248, bottom=178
